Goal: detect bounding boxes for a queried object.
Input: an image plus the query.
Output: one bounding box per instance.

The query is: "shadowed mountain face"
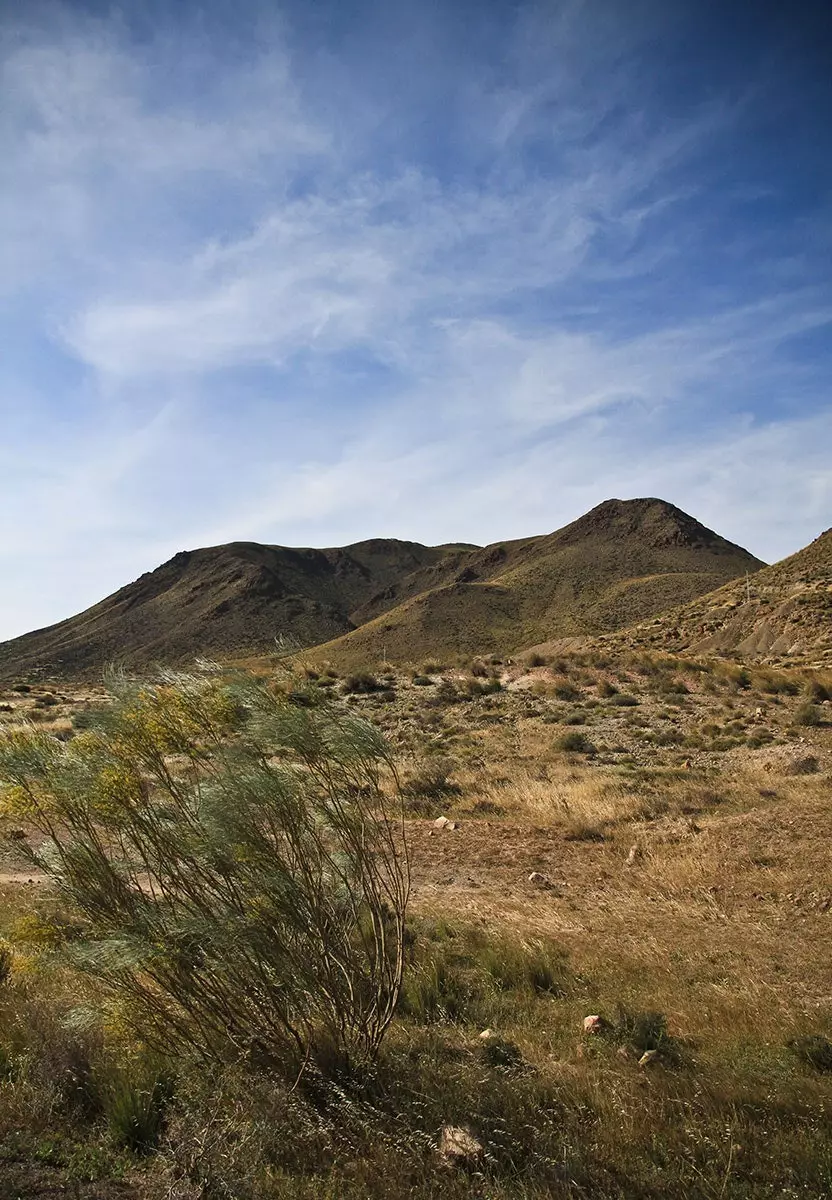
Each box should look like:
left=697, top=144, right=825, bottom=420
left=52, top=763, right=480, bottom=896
left=0, top=539, right=476, bottom=680
left=311, top=499, right=766, bottom=668
left=0, top=499, right=767, bottom=680
left=602, top=527, right=832, bottom=667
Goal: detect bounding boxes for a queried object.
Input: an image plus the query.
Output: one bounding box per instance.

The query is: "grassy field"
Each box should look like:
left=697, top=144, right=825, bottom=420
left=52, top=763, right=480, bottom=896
left=0, top=652, right=830, bottom=1198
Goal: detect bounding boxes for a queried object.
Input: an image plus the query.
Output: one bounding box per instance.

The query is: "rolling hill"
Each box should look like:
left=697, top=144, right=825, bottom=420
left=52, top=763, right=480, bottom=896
left=0, top=538, right=475, bottom=680
left=310, top=498, right=765, bottom=668
left=597, top=526, right=832, bottom=667
left=0, top=498, right=767, bottom=680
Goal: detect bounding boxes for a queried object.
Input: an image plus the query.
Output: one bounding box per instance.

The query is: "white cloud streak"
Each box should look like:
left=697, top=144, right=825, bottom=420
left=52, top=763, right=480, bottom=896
left=0, top=2, right=829, bottom=640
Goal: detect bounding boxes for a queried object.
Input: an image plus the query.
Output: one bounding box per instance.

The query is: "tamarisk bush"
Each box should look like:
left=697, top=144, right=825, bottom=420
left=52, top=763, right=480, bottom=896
left=0, top=669, right=409, bottom=1074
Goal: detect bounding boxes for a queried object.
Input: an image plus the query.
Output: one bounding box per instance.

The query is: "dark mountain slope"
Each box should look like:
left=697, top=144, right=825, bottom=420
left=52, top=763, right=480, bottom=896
left=0, top=538, right=475, bottom=680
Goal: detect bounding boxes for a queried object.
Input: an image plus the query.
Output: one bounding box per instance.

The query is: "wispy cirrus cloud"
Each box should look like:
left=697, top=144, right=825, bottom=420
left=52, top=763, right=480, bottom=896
left=0, top=0, right=830, bottom=640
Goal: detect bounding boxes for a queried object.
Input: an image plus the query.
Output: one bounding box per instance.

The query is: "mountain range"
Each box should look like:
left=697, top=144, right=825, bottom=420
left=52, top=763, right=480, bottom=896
left=0, top=498, right=772, bottom=680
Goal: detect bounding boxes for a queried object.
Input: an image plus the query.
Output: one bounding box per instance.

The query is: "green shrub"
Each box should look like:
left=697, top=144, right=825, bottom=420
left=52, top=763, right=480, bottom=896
left=788, top=1035, right=832, bottom=1073
left=793, top=702, right=821, bottom=727
left=403, top=758, right=458, bottom=810
left=556, top=730, right=594, bottom=753
left=563, top=711, right=586, bottom=725
left=343, top=672, right=384, bottom=694
left=480, top=941, right=568, bottom=997
left=655, top=676, right=689, bottom=696
left=429, top=679, right=461, bottom=706
left=104, top=1067, right=172, bottom=1154
left=464, top=676, right=502, bottom=698
left=0, top=669, right=409, bottom=1073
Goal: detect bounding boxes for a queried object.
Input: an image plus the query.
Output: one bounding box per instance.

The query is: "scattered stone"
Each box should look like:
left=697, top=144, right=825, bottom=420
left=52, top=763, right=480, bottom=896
left=625, top=844, right=641, bottom=866
left=528, top=871, right=552, bottom=888
left=638, top=1049, right=660, bottom=1067
left=433, top=816, right=458, bottom=831
left=582, top=1014, right=606, bottom=1035
left=438, top=1124, right=484, bottom=1167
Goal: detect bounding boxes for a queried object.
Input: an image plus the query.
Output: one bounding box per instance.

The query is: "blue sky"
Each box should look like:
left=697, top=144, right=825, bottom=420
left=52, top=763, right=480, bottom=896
left=1, top=0, right=830, bottom=640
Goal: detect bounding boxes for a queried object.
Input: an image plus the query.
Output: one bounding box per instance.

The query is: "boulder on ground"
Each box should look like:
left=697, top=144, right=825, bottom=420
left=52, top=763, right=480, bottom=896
left=433, top=815, right=458, bottom=830
left=438, top=1124, right=484, bottom=1167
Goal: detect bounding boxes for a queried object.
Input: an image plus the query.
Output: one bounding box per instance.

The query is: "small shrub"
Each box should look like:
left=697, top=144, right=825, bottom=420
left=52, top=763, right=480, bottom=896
left=464, top=677, right=502, bottom=698
left=804, top=680, right=830, bottom=703
left=526, top=653, right=547, bottom=669
left=399, top=954, right=477, bottom=1024
left=609, top=693, right=639, bottom=707
left=563, top=711, right=586, bottom=726
left=553, top=683, right=580, bottom=702
left=597, top=680, right=618, bottom=698
left=411, top=674, right=432, bottom=686
left=104, top=1068, right=172, bottom=1154
left=789, top=1035, right=832, bottom=1073
left=556, top=730, right=594, bottom=753
left=403, top=758, right=459, bottom=808
left=656, top=676, right=689, bottom=696
left=481, top=941, right=568, bottom=996
left=429, top=679, right=461, bottom=706
left=784, top=755, right=819, bottom=776
left=793, top=702, right=821, bottom=727
left=11, top=683, right=31, bottom=693
left=479, top=1036, right=525, bottom=1072
left=343, top=672, right=383, bottom=694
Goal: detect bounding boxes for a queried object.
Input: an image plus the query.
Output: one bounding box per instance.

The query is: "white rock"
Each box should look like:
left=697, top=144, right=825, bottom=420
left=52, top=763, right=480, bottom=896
left=528, top=871, right=551, bottom=887
left=438, top=1124, right=484, bottom=1166
left=625, top=844, right=641, bottom=866
left=479, top=1028, right=496, bottom=1040
left=638, top=1049, right=659, bottom=1067
left=582, top=1014, right=605, bottom=1035
left=433, top=816, right=457, bottom=830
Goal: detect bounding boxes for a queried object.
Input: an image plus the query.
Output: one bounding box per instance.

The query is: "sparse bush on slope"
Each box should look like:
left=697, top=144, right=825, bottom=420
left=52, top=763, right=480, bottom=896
left=0, top=669, right=410, bottom=1076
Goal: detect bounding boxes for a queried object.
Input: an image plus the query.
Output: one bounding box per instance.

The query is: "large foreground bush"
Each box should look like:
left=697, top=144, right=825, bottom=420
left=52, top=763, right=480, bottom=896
left=0, top=669, right=409, bottom=1074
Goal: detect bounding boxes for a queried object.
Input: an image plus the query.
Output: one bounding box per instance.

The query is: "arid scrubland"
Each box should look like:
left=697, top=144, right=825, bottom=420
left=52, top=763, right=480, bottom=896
left=0, top=651, right=830, bottom=1198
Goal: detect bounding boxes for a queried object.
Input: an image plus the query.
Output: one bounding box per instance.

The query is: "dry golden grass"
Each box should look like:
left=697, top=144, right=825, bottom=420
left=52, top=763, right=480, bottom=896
left=1, top=656, right=831, bottom=1197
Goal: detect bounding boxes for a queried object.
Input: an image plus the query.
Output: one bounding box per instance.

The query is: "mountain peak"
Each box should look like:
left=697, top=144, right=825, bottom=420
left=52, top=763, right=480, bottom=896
left=558, top=497, right=750, bottom=556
